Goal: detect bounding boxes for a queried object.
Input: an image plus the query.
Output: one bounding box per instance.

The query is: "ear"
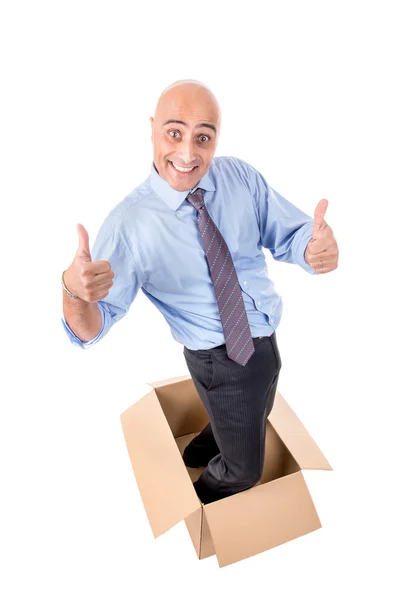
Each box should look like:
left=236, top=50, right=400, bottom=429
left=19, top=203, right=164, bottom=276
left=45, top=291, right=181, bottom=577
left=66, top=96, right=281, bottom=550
left=149, top=116, right=154, bottom=142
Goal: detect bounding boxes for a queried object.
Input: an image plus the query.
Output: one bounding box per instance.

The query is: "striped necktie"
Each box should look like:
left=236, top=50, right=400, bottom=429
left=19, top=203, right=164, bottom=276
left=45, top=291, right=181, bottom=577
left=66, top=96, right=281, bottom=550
left=187, top=187, right=255, bottom=366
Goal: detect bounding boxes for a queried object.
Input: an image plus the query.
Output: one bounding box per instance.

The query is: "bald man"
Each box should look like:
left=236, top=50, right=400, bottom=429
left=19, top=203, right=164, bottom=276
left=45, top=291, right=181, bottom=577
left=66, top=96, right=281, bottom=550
left=61, top=79, right=338, bottom=505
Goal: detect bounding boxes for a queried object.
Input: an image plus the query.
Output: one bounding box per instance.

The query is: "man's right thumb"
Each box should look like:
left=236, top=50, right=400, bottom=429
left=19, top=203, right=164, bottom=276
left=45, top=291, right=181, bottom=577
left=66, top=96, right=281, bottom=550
left=76, top=223, right=92, bottom=261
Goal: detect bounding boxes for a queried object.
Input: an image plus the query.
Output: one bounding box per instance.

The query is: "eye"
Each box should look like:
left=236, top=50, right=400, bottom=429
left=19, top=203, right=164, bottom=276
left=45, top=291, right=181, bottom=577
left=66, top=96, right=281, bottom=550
left=199, top=134, right=210, bottom=142
left=168, top=130, right=181, bottom=138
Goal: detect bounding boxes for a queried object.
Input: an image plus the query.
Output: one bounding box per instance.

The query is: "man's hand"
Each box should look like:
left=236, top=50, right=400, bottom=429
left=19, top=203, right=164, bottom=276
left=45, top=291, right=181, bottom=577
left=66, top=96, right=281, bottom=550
left=63, top=224, right=114, bottom=302
left=305, top=199, right=339, bottom=274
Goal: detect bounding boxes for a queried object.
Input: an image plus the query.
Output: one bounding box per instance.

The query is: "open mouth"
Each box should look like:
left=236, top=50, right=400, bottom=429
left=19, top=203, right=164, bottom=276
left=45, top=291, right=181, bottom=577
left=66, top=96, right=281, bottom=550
left=168, top=161, right=198, bottom=175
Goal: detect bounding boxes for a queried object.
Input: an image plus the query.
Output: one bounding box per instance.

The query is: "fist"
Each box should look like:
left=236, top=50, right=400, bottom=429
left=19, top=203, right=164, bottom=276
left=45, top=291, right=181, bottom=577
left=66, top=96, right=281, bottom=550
left=63, top=224, right=115, bottom=302
left=305, top=199, right=339, bottom=274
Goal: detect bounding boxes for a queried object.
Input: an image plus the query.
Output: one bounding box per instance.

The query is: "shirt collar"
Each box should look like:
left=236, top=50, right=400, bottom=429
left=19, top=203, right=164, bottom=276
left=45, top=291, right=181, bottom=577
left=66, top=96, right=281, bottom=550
left=149, top=161, right=216, bottom=211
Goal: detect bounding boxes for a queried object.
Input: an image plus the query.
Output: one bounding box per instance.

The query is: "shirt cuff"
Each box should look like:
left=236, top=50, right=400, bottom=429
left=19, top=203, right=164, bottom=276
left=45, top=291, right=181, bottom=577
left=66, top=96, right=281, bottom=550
left=61, top=305, right=105, bottom=349
left=293, top=221, right=317, bottom=274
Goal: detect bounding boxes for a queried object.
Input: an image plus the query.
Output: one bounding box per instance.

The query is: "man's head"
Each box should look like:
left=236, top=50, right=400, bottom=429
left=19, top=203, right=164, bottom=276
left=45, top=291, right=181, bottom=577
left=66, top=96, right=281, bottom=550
left=150, top=79, right=221, bottom=191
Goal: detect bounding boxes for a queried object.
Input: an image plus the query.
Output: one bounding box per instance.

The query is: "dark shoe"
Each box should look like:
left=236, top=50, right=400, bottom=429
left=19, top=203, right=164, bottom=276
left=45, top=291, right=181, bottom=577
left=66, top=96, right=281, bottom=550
left=193, top=477, right=219, bottom=504
left=182, top=443, right=219, bottom=468
left=194, top=476, right=252, bottom=505
left=193, top=476, right=237, bottom=505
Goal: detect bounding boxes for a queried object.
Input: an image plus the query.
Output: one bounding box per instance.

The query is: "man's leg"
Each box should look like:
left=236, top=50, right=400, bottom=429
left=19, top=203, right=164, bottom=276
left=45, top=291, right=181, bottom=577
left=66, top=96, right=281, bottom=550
left=183, top=333, right=282, bottom=504
left=182, top=348, right=220, bottom=466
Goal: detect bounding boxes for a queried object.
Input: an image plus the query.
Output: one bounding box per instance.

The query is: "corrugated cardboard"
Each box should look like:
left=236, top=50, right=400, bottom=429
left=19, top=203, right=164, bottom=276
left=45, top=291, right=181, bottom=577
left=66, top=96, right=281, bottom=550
left=120, top=375, right=332, bottom=568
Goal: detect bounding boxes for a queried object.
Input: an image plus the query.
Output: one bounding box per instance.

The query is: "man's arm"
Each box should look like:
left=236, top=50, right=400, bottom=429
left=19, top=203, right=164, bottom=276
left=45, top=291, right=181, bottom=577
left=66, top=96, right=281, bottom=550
left=61, top=216, right=145, bottom=349
left=238, top=158, right=338, bottom=275
left=240, top=159, right=316, bottom=273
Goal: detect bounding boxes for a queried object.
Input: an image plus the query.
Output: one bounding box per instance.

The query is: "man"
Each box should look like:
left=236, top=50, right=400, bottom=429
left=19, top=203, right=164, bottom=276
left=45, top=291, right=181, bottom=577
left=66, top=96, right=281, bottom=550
left=61, top=79, right=338, bottom=505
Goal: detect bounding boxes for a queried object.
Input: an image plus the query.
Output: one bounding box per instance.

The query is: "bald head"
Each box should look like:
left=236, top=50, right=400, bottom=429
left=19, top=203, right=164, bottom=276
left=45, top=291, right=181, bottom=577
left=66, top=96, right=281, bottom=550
left=150, top=80, right=221, bottom=191
left=154, top=79, right=221, bottom=129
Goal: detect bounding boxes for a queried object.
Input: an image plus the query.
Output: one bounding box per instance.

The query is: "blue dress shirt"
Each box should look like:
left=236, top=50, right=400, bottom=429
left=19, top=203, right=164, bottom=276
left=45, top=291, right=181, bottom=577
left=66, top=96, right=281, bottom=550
left=62, top=155, right=316, bottom=350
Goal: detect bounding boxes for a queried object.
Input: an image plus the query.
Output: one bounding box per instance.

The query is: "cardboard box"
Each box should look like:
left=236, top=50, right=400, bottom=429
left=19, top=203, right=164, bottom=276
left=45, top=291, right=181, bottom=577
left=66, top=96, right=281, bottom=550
left=120, top=374, right=332, bottom=568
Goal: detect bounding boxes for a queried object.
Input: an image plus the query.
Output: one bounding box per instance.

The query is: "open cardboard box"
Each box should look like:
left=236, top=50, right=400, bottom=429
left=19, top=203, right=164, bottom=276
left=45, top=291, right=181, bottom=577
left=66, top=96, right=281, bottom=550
left=120, top=374, right=332, bottom=568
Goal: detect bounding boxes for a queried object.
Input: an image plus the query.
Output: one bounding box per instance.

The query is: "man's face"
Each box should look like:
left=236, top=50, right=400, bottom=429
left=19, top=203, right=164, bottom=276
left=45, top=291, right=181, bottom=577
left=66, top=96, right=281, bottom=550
left=150, top=85, right=220, bottom=192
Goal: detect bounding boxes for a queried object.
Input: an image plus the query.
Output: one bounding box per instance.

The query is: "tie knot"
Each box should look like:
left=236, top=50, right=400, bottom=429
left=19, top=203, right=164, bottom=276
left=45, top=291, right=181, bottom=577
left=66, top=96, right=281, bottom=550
left=187, top=187, right=205, bottom=211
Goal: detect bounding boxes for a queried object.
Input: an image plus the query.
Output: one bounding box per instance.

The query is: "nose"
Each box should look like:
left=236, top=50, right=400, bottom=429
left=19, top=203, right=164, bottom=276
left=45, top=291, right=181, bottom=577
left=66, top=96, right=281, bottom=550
left=176, top=138, right=196, bottom=165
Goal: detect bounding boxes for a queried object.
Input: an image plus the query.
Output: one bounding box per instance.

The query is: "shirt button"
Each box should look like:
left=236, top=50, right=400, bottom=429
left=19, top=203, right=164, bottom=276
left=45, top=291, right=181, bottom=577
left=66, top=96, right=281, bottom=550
left=258, top=300, right=261, bottom=306
left=270, top=318, right=274, bottom=324
left=243, top=281, right=247, bottom=285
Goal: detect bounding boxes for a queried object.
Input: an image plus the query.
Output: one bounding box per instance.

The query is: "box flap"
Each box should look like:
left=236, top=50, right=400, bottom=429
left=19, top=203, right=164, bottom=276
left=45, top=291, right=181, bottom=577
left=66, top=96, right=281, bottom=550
left=268, top=391, right=333, bottom=470
left=203, top=471, right=322, bottom=568
left=120, top=390, right=201, bottom=538
left=146, top=374, right=191, bottom=389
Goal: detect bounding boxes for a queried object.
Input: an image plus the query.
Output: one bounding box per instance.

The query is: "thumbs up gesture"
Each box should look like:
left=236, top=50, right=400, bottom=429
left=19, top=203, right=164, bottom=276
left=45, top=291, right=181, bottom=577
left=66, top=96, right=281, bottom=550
left=305, top=199, right=339, bottom=274
left=63, top=224, right=115, bottom=302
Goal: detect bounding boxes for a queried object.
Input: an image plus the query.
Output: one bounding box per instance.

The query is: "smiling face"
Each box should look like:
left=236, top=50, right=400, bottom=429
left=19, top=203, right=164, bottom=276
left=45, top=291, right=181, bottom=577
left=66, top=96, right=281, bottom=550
left=150, top=82, right=221, bottom=192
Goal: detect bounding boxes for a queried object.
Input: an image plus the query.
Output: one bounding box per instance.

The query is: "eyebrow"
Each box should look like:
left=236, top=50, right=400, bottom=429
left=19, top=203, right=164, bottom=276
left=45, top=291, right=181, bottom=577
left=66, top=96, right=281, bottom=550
left=162, top=119, right=217, bottom=134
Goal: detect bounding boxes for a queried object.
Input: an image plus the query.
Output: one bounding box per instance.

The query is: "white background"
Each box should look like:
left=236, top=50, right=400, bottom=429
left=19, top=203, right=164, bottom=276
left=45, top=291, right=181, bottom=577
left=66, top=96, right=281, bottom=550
left=1, top=0, right=399, bottom=597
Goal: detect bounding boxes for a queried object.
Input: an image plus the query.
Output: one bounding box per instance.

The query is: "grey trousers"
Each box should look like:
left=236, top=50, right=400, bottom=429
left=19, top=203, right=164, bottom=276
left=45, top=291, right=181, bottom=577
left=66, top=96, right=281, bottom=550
left=183, top=332, right=282, bottom=502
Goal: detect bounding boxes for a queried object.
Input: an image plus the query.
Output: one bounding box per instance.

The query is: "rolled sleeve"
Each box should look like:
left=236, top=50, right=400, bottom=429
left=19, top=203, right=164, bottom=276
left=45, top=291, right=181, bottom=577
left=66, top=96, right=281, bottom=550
left=61, top=303, right=106, bottom=349
left=291, top=221, right=317, bottom=274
